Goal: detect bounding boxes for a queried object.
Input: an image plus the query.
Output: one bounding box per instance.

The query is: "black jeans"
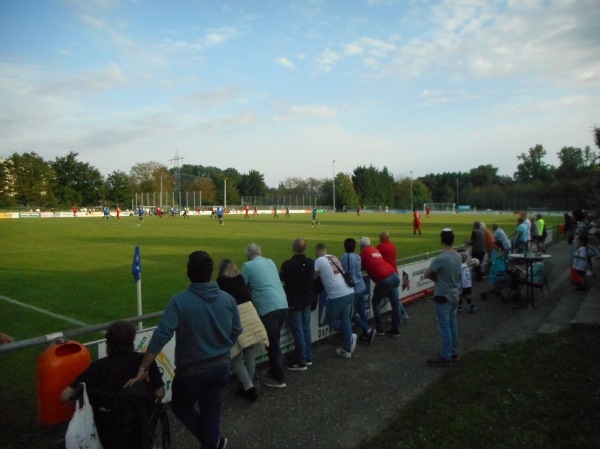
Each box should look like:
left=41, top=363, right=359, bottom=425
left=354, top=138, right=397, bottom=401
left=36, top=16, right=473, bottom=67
left=171, top=365, right=229, bottom=449
left=260, top=308, right=288, bottom=382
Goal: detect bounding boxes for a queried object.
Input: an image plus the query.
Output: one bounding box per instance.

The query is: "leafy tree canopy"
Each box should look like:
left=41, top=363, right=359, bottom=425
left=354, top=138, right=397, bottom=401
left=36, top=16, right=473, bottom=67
left=49, top=151, right=104, bottom=206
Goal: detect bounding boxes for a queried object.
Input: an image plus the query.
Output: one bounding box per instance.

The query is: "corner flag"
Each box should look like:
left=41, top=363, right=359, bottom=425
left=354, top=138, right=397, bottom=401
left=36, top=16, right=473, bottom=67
left=132, top=246, right=142, bottom=282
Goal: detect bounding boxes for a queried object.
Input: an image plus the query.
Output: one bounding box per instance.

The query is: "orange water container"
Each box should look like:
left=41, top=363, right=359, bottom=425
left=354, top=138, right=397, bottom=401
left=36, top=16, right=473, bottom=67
left=37, top=340, right=91, bottom=426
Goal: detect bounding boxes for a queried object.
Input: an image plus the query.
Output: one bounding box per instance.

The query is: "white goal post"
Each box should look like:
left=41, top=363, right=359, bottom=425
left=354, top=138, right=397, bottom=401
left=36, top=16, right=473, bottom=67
left=423, top=203, right=456, bottom=212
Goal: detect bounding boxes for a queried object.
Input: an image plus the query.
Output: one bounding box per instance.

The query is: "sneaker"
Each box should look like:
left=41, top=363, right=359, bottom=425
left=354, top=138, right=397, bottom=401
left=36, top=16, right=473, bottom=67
left=367, top=328, right=376, bottom=346
left=217, top=437, right=228, bottom=449
left=336, top=348, right=351, bottom=359
left=468, top=305, right=478, bottom=313
left=427, top=357, right=453, bottom=367
left=385, top=329, right=401, bottom=337
left=262, top=374, right=286, bottom=388
left=286, top=362, right=307, bottom=371
left=246, top=386, right=259, bottom=403
left=305, top=359, right=313, bottom=366
left=350, top=333, right=357, bottom=353
left=375, top=328, right=385, bottom=336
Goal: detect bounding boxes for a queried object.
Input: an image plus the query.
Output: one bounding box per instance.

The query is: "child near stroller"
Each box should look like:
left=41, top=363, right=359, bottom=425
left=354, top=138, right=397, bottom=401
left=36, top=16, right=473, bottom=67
left=481, top=240, right=521, bottom=303
left=458, top=252, right=478, bottom=313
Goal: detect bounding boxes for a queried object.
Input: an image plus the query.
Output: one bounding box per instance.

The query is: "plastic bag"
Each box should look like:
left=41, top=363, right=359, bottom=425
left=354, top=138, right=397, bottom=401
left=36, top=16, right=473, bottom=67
left=65, top=382, right=103, bottom=449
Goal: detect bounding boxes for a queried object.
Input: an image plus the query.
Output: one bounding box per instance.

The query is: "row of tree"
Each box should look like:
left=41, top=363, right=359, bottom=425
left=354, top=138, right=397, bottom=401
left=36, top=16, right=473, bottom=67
left=1, top=127, right=599, bottom=211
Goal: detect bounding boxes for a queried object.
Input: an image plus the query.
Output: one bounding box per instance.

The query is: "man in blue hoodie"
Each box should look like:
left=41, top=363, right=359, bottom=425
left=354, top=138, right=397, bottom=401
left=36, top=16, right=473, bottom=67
left=127, top=250, right=242, bottom=449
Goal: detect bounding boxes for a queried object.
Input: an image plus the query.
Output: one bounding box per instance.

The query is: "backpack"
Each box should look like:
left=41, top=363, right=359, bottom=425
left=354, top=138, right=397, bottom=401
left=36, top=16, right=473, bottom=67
left=111, top=382, right=156, bottom=449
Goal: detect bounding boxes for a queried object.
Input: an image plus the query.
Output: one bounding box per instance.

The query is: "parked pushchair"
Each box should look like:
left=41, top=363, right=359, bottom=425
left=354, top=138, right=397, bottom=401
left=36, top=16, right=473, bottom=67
left=480, top=246, right=522, bottom=304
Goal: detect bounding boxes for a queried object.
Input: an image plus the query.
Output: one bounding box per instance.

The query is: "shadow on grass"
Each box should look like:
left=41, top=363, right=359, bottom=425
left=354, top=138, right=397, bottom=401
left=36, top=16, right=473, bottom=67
left=360, top=325, right=600, bottom=449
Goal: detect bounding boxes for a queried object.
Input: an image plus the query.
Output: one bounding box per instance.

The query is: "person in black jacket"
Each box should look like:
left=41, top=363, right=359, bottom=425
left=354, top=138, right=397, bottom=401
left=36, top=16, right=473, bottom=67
left=60, top=321, right=165, bottom=449
left=279, top=238, right=315, bottom=370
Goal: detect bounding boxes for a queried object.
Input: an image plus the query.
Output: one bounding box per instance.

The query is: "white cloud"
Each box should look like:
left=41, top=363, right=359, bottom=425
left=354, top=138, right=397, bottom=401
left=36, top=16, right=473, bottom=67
left=277, top=57, right=295, bottom=69
left=315, top=49, right=340, bottom=72
left=196, top=112, right=255, bottom=133
left=198, top=27, right=240, bottom=49
left=159, top=27, right=242, bottom=55
left=418, top=89, right=452, bottom=106
left=344, top=37, right=397, bottom=70
left=182, top=86, right=244, bottom=109
left=65, top=0, right=129, bottom=11
left=385, top=0, right=600, bottom=85
left=493, top=94, right=598, bottom=118
left=274, top=104, right=338, bottom=122
left=344, top=37, right=396, bottom=58
left=38, top=64, right=130, bottom=96
left=345, top=42, right=364, bottom=56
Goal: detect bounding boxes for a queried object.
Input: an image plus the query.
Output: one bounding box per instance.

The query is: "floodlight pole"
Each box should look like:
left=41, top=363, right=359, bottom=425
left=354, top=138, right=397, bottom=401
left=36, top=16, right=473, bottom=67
left=456, top=178, right=459, bottom=211
left=410, top=171, right=414, bottom=211
left=332, top=160, right=336, bottom=211
left=224, top=178, right=227, bottom=209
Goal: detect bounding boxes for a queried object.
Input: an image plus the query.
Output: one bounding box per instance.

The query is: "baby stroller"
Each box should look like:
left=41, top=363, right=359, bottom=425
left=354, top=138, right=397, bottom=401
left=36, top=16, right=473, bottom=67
left=480, top=252, right=522, bottom=304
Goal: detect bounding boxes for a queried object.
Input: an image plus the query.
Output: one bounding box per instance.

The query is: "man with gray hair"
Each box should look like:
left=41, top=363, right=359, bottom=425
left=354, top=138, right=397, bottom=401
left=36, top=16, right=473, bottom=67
left=492, top=223, right=512, bottom=252
left=242, top=243, right=288, bottom=388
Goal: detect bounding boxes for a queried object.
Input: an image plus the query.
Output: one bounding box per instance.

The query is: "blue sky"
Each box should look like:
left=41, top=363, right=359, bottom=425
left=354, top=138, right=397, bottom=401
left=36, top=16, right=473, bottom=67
left=1, top=0, right=598, bottom=187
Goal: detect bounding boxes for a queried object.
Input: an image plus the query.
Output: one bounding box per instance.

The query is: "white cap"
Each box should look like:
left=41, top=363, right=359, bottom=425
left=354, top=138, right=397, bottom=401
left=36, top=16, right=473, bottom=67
left=359, top=237, right=371, bottom=247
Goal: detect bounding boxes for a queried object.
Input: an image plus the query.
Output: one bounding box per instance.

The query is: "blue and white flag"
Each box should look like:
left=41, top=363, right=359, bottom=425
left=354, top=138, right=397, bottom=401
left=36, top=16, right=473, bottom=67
left=132, top=246, right=142, bottom=282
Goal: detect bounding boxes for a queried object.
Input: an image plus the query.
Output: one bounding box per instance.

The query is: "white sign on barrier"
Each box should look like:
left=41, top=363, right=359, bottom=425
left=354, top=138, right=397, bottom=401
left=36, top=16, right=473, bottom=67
left=398, top=260, right=436, bottom=304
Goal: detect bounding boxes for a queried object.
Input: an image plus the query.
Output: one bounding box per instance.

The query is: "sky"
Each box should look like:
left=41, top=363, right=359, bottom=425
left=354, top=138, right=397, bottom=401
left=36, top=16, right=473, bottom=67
left=1, top=0, right=599, bottom=187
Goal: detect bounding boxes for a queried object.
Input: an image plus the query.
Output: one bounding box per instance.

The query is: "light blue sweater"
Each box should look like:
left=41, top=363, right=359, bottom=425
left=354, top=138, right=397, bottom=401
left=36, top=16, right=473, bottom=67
left=148, top=282, right=242, bottom=374
left=241, top=256, right=288, bottom=316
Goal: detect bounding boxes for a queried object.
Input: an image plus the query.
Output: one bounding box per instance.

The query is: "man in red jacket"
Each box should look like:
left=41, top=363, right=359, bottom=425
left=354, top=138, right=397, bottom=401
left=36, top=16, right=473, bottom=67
left=377, top=230, right=397, bottom=267
left=377, top=231, right=410, bottom=322
left=360, top=237, right=405, bottom=337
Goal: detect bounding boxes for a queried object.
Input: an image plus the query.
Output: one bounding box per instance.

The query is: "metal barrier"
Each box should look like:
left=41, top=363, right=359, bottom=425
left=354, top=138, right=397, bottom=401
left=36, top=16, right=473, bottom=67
left=0, top=311, right=163, bottom=354
left=0, top=248, right=458, bottom=355
left=2, top=227, right=553, bottom=355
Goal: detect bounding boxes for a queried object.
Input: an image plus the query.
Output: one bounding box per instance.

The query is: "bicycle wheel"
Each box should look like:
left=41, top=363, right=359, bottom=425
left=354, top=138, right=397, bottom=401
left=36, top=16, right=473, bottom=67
left=148, top=406, right=170, bottom=449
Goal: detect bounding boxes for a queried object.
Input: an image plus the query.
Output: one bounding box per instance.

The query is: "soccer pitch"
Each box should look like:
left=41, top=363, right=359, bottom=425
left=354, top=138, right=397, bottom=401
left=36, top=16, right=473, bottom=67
left=0, top=211, right=556, bottom=342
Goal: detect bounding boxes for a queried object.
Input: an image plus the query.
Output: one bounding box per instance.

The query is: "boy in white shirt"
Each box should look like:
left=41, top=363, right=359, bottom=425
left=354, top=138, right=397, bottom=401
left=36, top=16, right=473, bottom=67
left=458, top=252, right=477, bottom=313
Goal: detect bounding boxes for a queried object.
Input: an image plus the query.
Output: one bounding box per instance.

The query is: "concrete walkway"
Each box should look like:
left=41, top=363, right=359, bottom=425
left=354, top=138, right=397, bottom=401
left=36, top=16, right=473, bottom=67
left=169, top=240, right=599, bottom=449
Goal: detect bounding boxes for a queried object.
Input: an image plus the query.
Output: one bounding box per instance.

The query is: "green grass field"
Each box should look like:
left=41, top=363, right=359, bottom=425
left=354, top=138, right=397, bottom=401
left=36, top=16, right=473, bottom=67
left=0, top=211, right=563, bottom=448
left=1, top=211, right=562, bottom=341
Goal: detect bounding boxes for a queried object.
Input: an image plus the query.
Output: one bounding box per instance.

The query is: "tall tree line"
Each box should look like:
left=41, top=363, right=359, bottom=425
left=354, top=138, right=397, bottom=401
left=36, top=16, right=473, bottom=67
left=1, top=130, right=599, bottom=211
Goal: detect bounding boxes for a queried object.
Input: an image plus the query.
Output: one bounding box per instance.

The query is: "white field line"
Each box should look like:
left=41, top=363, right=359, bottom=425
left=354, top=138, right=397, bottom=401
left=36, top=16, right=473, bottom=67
left=0, top=295, right=89, bottom=327
left=0, top=242, right=120, bottom=255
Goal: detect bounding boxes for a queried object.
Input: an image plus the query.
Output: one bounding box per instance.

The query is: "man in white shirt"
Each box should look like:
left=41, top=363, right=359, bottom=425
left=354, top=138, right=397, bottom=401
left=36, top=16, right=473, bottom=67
left=314, top=243, right=357, bottom=359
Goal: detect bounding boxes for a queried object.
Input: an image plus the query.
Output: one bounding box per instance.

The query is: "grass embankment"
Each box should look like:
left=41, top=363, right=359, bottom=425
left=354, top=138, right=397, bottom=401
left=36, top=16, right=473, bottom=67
left=361, top=326, right=600, bottom=449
